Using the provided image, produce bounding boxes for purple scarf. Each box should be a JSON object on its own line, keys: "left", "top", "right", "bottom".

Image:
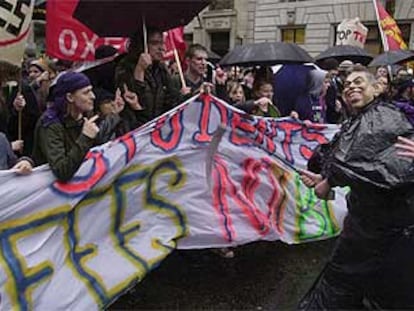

{"left": 394, "top": 100, "right": 414, "bottom": 126}
{"left": 42, "top": 72, "right": 91, "bottom": 127}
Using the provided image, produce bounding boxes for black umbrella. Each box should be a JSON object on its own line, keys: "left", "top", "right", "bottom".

{"left": 73, "top": 0, "right": 210, "bottom": 37}
{"left": 315, "top": 45, "right": 373, "bottom": 66}
{"left": 368, "top": 50, "right": 414, "bottom": 67}
{"left": 219, "top": 42, "right": 313, "bottom": 67}
{"left": 207, "top": 50, "right": 221, "bottom": 63}
{"left": 50, "top": 54, "right": 124, "bottom": 89}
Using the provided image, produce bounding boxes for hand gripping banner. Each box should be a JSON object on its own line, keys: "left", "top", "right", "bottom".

{"left": 0, "top": 95, "right": 347, "bottom": 310}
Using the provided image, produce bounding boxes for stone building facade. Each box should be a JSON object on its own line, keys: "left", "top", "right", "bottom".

{"left": 186, "top": 0, "right": 414, "bottom": 57}
{"left": 184, "top": 0, "right": 251, "bottom": 56}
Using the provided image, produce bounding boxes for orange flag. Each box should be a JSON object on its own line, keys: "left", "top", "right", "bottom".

{"left": 374, "top": 0, "right": 407, "bottom": 50}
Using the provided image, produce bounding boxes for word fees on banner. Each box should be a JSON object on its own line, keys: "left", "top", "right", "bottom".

{"left": 0, "top": 95, "right": 347, "bottom": 310}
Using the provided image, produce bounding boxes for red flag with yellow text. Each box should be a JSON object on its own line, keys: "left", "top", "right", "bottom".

{"left": 375, "top": 0, "right": 407, "bottom": 50}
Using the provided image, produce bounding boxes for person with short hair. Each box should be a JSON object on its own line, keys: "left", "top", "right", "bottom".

{"left": 183, "top": 44, "right": 209, "bottom": 92}
{"left": 115, "top": 27, "right": 181, "bottom": 129}
{"left": 299, "top": 65, "right": 414, "bottom": 309}
{"left": 171, "top": 43, "right": 211, "bottom": 96}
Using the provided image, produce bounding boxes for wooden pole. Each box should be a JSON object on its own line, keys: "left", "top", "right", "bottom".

{"left": 143, "top": 16, "right": 148, "bottom": 54}
{"left": 372, "top": 0, "right": 389, "bottom": 52}
{"left": 18, "top": 111, "right": 22, "bottom": 140}
{"left": 372, "top": 0, "right": 394, "bottom": 79}
{"left": 173, "top": 48, "right": 187, "bottom": 89}
{"left": 17, "top": 78, "right": 22, "bottom": 141}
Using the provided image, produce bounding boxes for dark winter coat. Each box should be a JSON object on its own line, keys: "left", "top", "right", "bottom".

{"left": 32, "top": 114, "right": 120, "bottom": 182}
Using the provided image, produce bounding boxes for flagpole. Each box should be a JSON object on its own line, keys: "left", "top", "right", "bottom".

{"left": 168, "top": 30, "right": 187, "bottom": 89}
{"left": 142, "top": 16, "right": 148, "bottom": 54}
{"left": 173, "top": 48, "right": 187, "bottom": 89}
{"left": 372, "top": 0, "right": 389, "bottom": 52}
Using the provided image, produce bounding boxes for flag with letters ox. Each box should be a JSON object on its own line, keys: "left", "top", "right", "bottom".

{"left": 0, "top": 94, "right": 347, "bottom": 310}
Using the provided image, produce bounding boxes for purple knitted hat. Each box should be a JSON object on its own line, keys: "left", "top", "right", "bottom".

{"left": 42, "top": 72, "right": 91, "bottom": 127}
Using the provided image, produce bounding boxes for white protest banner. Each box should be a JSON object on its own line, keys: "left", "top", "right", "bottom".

{"left": 336, "top": 18, "right": 368, "bottom": 48}
{"left": 0, "top": 0, "right": 34, "bottom": 66}
{"left": 0, "top": 95, "right": 347, "bottom": 309}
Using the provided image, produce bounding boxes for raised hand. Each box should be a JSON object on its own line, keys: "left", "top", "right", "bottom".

{"left": 123, "top": 84, "right": 143, "bottom": 111}
{"left": 11, "top": 140, "right": 24, "bottom": 153}
{"left": 113, "top": 87, "right": 125, "bottom": 114}
{"left": 180, "top": 86, "right": 192, "bottom": 96}
{"left": 13, "top": 94, "right": 26, "bottom": 112}
{"left": 36, "top": 71, "right": 49, "bottom": 85}
{"left": 82, "top": 115, "right": 100, "bottom": 139}
{"left": 254, "top": 97, "right": 272, "bottom": 113}
{"left": 137, "top": 53, "right": 152, "bottom": 71}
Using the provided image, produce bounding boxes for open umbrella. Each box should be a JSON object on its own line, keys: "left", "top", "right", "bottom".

{"left": 72, "top": 53, "right": 124, "bottom": 73}
{"left": 315, "top": 45, "right": 373, "bottom": 66}
{"left": 49, "top": 53, "right": 124, "bottom": 89}
{"left": 73, "top": 0, "right": 210, "bottom": 37}
{"left": 207, "top": 50, "right": 221, "bottom": 63}
{"left": 219, "top": 42, "right": 313, "bottom": 67}
{"left": 368, "top": 50, "right": 414, "bottom": 67}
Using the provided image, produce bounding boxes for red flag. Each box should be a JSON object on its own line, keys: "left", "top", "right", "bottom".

{"left": 163, "top": 27, "right": 187, "bottom": 62}
{"left": 374, "top": 0, "right": 407, "bottom": 50}
{"left": 46, "top": 0, "right": 128, "bottom": 61}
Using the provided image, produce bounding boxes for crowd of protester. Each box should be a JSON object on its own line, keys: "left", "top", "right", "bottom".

{"left": 2, "top": 25, "right": 414, "bottom": 308}
{"left": 2, "top": 27, "right": 414, "bottom": 180}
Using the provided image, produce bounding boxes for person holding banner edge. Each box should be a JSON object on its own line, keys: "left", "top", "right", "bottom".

{"left": 298, "top": 65, "right": 414, "bottom": 309}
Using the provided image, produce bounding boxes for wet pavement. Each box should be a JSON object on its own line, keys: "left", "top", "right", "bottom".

{"left": 110, "top": 238, "right": 336, "bottom": 310}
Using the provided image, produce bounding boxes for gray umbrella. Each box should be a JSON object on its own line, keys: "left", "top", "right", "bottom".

{"left": 219, "top": 42, "right": 313, "bottom": 67}
{"left": 368, "top": 50, "right": 414, "bottom": 67}
{"left": 315, "top": 45, "right": 373, "bottom": 65}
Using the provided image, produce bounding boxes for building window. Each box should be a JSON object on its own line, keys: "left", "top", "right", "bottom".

{"left": 184, "top": 33, "right": 193, "bottom": 46}
{"left": 210, "top": 32, "right": 230, "bottom": 56}
{"left": 281, "top": 27, "right": 305, "bottom": 44}
{"left": 209, "top": 0, "right": 234, "bottom": 10}
{"left": 364, "top": 25, "right": 381, "bottom": 55}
